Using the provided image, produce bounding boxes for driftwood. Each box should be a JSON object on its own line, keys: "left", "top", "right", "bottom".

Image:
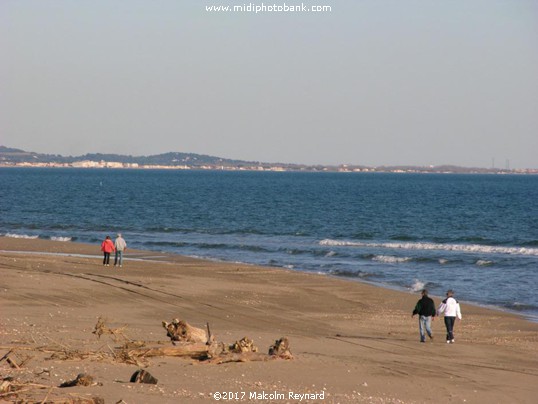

{"left": 0, "top": 349, "right": 32, "bottom": 369}
{"left": 92, "top": 317, "right": 128, "bottom": 341}
{"left": 268, "top": 337, "right": 293, "bottom": 359}
{"left": 1, "top": 376, "right": 104, "bottom": 403}
{"left": 207, "top": 352, "right": 274, "bottom": 364}
{"left": 205, "top": 337, "right": 293, "bottom": 364}
{"left": 229, "top": 337, "right": 258, "bottom": 353}
{"left": 162, "top": 319, "right": 208, "bottom": 343}
{"left": 1, "top": 350, "right": 20, "bottom": 369}
{"left": 119, "top": 343, "right": 210, "bottom": 361}
{"left": 0, "top": 377, "right": 14, "bottom": 394}
{"left": 59, "top": 373, "right": 96, "bottom": 388}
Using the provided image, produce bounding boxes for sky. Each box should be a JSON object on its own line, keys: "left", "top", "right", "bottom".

{"left": 2, "top": 1, "right": 537, "bottom": 168}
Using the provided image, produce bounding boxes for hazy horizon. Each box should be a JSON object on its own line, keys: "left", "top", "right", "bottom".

{"left": 2, "top": 1, "right": 537, "bottom": 169}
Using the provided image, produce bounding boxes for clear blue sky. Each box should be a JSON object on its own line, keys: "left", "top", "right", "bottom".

{"left": 2, "top": 1, "right": 537, "bottom": 168}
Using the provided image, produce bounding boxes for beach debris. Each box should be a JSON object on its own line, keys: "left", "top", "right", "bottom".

{"left": 130, "top": 369, "right": 158, "bottom": 384}
{"left": 162, "top": 318, "right": 208, "bottom": 343}
{"left": 205, "top": 337, "right": 293, "bottom": 364}
{"left": 0, "top": 377, "right": 50, "bottom": 402}
{"left": 156, "top": 319, "right": 293, "bottom": 364}
{"left": 0, "top": 349, "right": 32, "bottom": 369}
{"left": 49, "top": 349, "right": 101, "bottom": 361}
{"left": 119, "top": 343, "right": 210, "bottom": 362}
{"left": 0, "top": 377, "right": 14, "bottom": 394}
{"left": 93, "top": 316, "right": 129, "bottom": 341}
{"left": 229, "top": 337, "right": 258, "bottom": 353}
{"left": 59, "top": 373, "right": 96, "bottom": 388}
{"left": 1, "top": 375, "right": 104, "bottom": 403}
{"left": 268, "top": 337, "right": 293, "bottom": 359}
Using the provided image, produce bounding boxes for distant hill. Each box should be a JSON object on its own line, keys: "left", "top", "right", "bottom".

{"left": 1, "top": 145, "right": 531, "bottom": 174}
{"left": 0, "top": 146, "right": 260, "bottom": 168}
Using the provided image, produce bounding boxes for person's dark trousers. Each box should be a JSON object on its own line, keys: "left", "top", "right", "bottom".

{"left": 444, "top": 316, "right": 456, "bottom": 341}
{"left": 103, "top": 252, "right": 111, "bottom": 265}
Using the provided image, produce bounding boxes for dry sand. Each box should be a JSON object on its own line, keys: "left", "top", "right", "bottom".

{"left": 1, "top": 237, "right": 537, "bottom": 403}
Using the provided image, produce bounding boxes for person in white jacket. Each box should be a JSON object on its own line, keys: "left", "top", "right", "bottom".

{"left": 437, "top": 289, "right": 462, "bottom": 343}
{"left": 113, "top": 233, "right": 127, "bottom": 268}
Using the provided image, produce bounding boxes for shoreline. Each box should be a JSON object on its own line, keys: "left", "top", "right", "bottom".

{"left": 2, "top": 163, "right": 538, "bottom": 175}
{"left": 1, "top": 237, "right": 537, "bottom": 403}
{"left": 2, "top": 237, "right": 537, "bottom": 324}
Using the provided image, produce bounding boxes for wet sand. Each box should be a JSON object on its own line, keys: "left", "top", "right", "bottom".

{"left": 1, "top": 237, "right": 537, "bottom": 403}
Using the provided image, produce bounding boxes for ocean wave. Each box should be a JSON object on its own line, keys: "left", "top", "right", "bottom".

{"left": 328, "top": 269, "right": 375, "bottom": 279}
{"left": 4, "top": 233, "right": 39, "bottom": 239}
{"left": 475, "top": 259, "right": 494, "bottom": 266}
{"left": 372, "top": 255, "right": 411, "bottom": 264}
{"left": 319, "top": 239, "right": 538, "bottom": 256}
{"left": 410, "top": 279, "right": 426, "bottom": 292}
{"left": 50, "top": 236, "right": 73, "bottom": 242}
{"left": 507, "top": 302, "right": 538, "bottom": 312}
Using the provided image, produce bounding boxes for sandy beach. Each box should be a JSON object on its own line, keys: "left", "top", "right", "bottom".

{"left": 1, "top": 237, "right": 537, "bottom": 404}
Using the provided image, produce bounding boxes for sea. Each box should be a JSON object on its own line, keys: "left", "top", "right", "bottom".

{"left": 1, "top": 168, "right": 537, "bottom": 321}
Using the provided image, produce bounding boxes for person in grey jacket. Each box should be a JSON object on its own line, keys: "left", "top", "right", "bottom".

{"left": 437, "top": 289, "right": 462, "bottom": 343}
{"left": 114, "top": 233, "right": 127, "bottom": 268}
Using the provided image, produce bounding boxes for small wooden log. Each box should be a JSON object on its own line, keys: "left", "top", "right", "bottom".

{"left": 122, "top": 343, "right": 209, "bottom": 359}
{"left": 162, "top": 319, "right": 207, "bottom": 343}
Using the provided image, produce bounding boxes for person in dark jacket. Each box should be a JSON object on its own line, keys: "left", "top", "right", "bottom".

{"left": 412, "top": 289, "right": 436, "bottom": 342}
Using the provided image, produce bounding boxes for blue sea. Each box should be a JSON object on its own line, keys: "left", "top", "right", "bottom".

{"left": 1, "top": 168, "right": 537, "bottom": 320}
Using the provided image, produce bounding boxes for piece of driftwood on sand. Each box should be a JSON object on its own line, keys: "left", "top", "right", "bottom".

{"left": 162, "top": 318, "right": 209, "bottom": 344}
{"left": 120, "top": 343, "right": 211, "bottom": 361}
{"left": 116, "top": 318, "right": 294, "bottom": 364}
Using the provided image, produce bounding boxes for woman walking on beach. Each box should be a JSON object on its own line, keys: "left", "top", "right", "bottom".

{"left": 437, "top": 289, "right": 462, "bottom": 343}
{"left": 101, "top": 236, "right": 115, "bottom": 267}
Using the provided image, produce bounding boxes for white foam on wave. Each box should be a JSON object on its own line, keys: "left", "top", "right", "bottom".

{"left": 372, "top": 255, "right": 411, "bottom": 263}
{"left": 320, "top": 239, "right": 538, "bottom": 256}
{"left": 50, "top": 236, "right": 72, "bottom": 242}
{"left": 325, "top": 251, "right": 337, "bottom": 257}
{"left": 5, "top": 233, "right": 39, "bottom": 239}
{"left": 476, "top": 259, "right": 493, "bottom": 266}
{"left": 411, "top": 279, "right": 426, "bottom": 292}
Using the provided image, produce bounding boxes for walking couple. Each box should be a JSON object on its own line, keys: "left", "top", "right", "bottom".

{"left": 100, "top": 233, "right": 127, "bottom": 268}
{"left": 412, "top": 289, "right": 462, "bottom": 344}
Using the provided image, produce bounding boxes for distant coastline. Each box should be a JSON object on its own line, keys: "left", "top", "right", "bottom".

{"left": 1, "top": 145, "right": 536, "bottom": 174}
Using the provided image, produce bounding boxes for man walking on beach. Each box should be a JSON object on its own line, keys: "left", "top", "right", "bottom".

{"left": 437, "top": 289, "right": 462, "bottom": 343}
{"left": 114, "top": 233, "right": 127, "bottom": 268}
{"left": 412, "top": 289, "right": 436, "bottom": 342}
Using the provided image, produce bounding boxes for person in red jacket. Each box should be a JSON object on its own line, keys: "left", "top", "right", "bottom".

{"left": 101, "top": 235, "right": 115, "bottom": 266}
